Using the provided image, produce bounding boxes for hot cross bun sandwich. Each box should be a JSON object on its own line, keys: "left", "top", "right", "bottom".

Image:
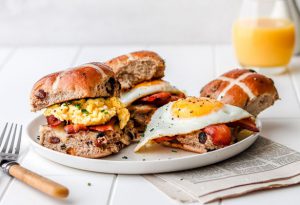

{"left": 135, "top": 97, "right": 259, "bottom": 153}
{"left": 200, "top": 69, "right": 279, "bottom": 116}
{"left": 105, "top": 51, "right": 186, "bottom": 140}
{"left": 30, "top": 62, "right": 133, "bottom": 158}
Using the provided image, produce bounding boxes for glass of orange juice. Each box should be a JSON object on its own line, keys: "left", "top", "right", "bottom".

{"left": 233, "top": 0, "right": 295, "bottom": 75}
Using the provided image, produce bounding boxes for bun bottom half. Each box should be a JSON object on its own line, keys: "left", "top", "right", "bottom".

{"left": 39, "top": 125, "right": 131, "bottom": 158}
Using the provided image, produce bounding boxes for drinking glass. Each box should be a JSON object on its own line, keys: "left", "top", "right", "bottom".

{"left": 233, "top": 0, "right": 296, "bottom": 75}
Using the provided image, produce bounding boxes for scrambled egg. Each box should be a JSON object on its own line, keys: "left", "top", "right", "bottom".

{"left": 44, "top": 97, "right": 130, "bottom": 129}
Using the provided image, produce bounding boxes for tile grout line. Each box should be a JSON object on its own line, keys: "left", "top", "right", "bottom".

{"left": 70, "top": 46, "right": 83, "bottom": 66}
{"left": 0, "top": 47, "right": 18, "bottom": 72}
{"left": 288, "top": 67, "right": 300, "bottom": 111}
{"left": 0, "top": 146, "right": 30, "bottom": 202}
{"left": 212, "top": 44, "right": 217, "bottom": 78}
{"left": 106, "top": 174, "right": 118, "bottom": 205}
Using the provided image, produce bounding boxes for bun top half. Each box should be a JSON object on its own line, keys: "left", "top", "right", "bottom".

{"left": 105, "top": 50, "right": 165, "bottom": 91}
{"left": 200, "top": 69, "right": 279, "bottom": 116}
{"left": 30, "top": 62, "right": 120, "bottom": 111}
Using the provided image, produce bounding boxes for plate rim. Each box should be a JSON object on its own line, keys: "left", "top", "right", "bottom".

{"left": 26, "top": 115, "right": 261, "bottom": 164}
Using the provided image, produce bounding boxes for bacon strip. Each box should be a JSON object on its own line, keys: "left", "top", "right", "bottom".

{"left": 64, "top": 124, "right": 88, "bottom": 134}
{"left": 228, "top": 118, "right": 259, "bottom": 132}
{"left": 46, "top": 115, "right": 64, "bottom": 127}
{"left": 89, "top": 124, "right": 114, "bottom": 132}
{"left": 140, "top": 92, "right": 185, "bottom": 106}
{"left": 88, "top": 118, "right": 116, "bottom": 132}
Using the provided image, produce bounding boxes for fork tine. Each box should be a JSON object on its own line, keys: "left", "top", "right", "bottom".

{"left": 0, "top": 123, "right": 13, "bottom": 153}
{"left": 7, "top": 124, "right": 17, "bottom": 154}
{"left": 0, "top": 122, "right": 8, "bottom": 146}
{"left": 15, "top": 125, "right": 22, "bottom": 155}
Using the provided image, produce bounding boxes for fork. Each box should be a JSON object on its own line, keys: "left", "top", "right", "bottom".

{"left": 0, "top": 123, "right": 69, "bottom": 198}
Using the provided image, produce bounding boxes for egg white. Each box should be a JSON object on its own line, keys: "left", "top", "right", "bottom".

{"left": 134, "top": 101, "right": 252, "bottom": 152}
{"left": 120, "top": 80, "right": 182, "bottom": 106}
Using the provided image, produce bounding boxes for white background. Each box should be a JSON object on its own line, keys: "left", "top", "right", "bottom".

{"left": 0, "top": 0, "right": 243, "bottom": 45}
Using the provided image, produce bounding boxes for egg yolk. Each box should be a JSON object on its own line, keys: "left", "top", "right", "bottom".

{"left": 44, "top": 97, "right": 130, "bottom": 129}
{"left": 172, "top": 97, "right": 223, "bottom": 118}
{"left": 134, "top": 80, "right": 165, "bottom": 88}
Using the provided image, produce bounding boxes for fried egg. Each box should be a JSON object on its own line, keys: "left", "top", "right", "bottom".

{"left": 44, "top": 97, "right": 130, "bottom": 128}
{"left": 134, "top": 97, "right": 252, "bottom": 152}
{"left": 120, "top": 80, "right": 183, "bottom": 106}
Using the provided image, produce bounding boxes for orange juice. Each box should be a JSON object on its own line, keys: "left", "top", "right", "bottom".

{"left": 233, "top": 18, "right": 295, "bottom": 67}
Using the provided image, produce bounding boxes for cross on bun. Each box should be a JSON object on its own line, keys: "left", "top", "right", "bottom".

{"left": 200, "top": 69, "right": 279, "bottom": 116}
{"left": 105, "top": 50, "right": 165, "bottom": 91}
{"left": 30, "top": 62, "right": 120, "bottom": 111}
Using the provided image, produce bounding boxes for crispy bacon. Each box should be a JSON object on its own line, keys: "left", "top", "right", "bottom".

{"left": 88, "top": 118, "right": 116, "bottom": 132}
{"left": 170, "top": 93, "right": 185, "bottom": 102}
{"left": 46, "top": 115, "right": 64, "bottom": 127}
{"left": 228, "top": 118, "right": 259, "bottom": 132}
{"left": 204, "top": 124, "right": 232, "bottom": 146}
{"left": 140, "top": 92, "right": 171, "bottom": 106}
{"left": 140, "top": 92, "right": 185, "bottom": 106}
{"left": 64, "top": 124, "right": 88, "bottom": 134}
{"left": 89, "top": 124, "right": 114, "bottom": 132}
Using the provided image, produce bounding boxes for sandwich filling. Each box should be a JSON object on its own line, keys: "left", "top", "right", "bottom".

{"left": 43, "top": 97, "right": 130, "bottom": 134}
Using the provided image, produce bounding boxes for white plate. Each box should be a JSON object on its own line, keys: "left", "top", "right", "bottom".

{"left": 26, "top": 115, "right": 261, "bottom": 174}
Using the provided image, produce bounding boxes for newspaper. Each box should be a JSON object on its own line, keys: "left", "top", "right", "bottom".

{"left": 144, "top": 137, "right": 300, "bottom": 204}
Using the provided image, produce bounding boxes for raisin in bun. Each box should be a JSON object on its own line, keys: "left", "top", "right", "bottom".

{"left": 200, "top": 69, "right": 279, "bottom": 116}
{"left": 30, "top": 62, "right": 120, "bottom": 111}
{"left": 105, "top": 50, "right": 165, "bottom": 91}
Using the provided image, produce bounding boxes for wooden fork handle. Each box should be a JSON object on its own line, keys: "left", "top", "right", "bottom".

{"left": 8, "top": 164, "right": 69, "bottom": 198}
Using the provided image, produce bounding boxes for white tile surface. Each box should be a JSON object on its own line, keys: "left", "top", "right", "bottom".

{"left": 0, "top": 174, "right": 114, "bottom": 205}
{"left": 289, "top": 56, "right": 300, "bottom": 105}
{"left": 260, "top": 118, "right": 300, "bottom": 151}
{"left": 214, "top": 45, "right": 300, "bottom": 118}
{"left": 0, "top": 47, "right": 14, "bottom": 70}
{"left": 111, "top": 175, "right": 180, "bottom": 205}
{"left": 0, "top": 151, "right": 115, "bottom": 205}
